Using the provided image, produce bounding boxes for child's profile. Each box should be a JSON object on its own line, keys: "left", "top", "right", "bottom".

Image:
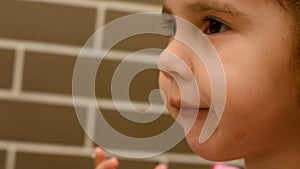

{"left": 94, "top": 0, "right": 300, "bottom": 169}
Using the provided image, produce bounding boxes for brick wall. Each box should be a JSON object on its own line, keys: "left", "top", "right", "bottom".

{"left": 0, "top": 0, "right": 243, "bottom": 169}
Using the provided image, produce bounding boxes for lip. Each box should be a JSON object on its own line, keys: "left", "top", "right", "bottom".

{"left": 169, "top": 98, "right": 209, "bottom": 110}
{"left": 169, "top": 98, "right": 210, "bottom": 117}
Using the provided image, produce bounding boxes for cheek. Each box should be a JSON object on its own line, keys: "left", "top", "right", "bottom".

{"left": 216, "top": 61, "right": 296, "bottom": 153}
{"left": 211, "top": 41, "right": 296, "bottom": 146}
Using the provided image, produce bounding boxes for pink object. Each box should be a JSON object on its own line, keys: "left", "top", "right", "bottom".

{"left": 212, "top": 163, "right": 240, "bottom": 169}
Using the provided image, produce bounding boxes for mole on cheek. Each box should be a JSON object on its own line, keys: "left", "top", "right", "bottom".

{"left": 233, "top": 132, "right": 246, "bottom": 142}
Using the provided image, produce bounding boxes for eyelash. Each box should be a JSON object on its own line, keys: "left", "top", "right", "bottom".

{"left": 163, "top": 16, "right": 231, "bottom": 37}
{"left": 202, "top": 17, "right": 231, "bottom": 35}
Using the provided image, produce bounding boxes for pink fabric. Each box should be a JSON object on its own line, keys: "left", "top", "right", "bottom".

{"left": 212, "top": 163, "right": 240, "bottom": 169}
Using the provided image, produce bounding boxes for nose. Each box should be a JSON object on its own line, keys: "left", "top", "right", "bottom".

{"left": 158, "top": 40, "right": 194, "bottom": 81}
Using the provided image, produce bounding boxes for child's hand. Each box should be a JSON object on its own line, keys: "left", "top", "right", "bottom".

{"left": 94, "top": 147, "right": 119, "bottom": 169}
{"left": 94, "top": 147, "right": 168, "bottom": 169}
{"left": 154, "top": 164, "right": 168, "bottom": 169}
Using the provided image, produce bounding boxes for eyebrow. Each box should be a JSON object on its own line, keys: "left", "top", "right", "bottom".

{"left": 163, "top": 1, "right": 246, "bottom": 16}
{"left": 162, "top": 5, "right": 173, "bottom": 15}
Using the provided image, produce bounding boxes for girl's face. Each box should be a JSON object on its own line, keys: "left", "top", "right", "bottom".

{"left": 159, "top": 0, "right": 300, "bottom": 161}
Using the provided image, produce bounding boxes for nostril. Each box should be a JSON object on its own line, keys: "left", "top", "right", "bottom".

{"left": 160, "top": 70, "right": 173, "bottom": 80}
{"left": 161, "top": 70, "right": 184, "bottom": 81}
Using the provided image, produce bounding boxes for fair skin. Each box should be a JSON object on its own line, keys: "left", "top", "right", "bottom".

{"left": 95, "top": 0, "right": 300, "bottom": 169}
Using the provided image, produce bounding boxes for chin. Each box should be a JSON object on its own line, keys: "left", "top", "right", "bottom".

{"left": 185, "top": 130, "right": 242, "bottom": 162}
{"left": 185, "top": 134, "right": 218, "bottom": 161}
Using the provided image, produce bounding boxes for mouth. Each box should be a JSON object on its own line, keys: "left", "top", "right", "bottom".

{"left": 169, "top": 98, "right": 210, "bottom": 118}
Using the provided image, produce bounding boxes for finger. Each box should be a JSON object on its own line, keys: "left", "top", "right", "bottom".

{"left": 154, "top": 164, "right": 168, "bottom": 169}
{"left": 96, "top": 157, "right": 119, "bottom": 169}
{"left": 94, "top": 147, "right": 106, "bottom": 166}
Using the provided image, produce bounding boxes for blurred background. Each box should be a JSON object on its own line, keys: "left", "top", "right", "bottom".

{"left": 0, "top": 0, "right": 243, "bottom": 169}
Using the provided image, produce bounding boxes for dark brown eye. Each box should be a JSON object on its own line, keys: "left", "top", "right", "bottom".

{"left": 204, "top": 18, "right": 230, "bottom": 35}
